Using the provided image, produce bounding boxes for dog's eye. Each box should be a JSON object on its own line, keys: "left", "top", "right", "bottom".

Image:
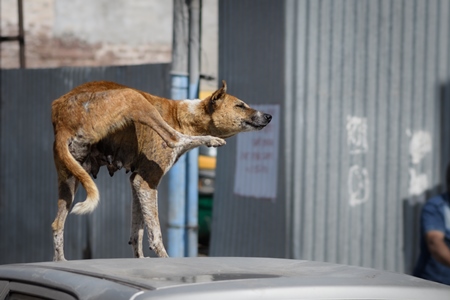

{"left": 235, "top": 103, "right": 246, "bottom": 109}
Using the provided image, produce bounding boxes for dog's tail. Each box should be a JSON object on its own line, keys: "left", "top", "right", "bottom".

{"left": 54, "top": 131, "right": 99, "bottom": 215}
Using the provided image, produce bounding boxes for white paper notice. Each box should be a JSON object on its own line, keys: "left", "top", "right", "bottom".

{"left": 234, "top": 104, "right": 279, "bottom": 200}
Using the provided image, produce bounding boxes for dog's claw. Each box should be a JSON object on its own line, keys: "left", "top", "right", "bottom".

{"left": 206, "top": 136, "right": 226, "bottom": 147}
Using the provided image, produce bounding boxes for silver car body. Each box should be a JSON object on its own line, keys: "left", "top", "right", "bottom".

{"left": 0, "top": 257, "right": 449, "bottom": 299}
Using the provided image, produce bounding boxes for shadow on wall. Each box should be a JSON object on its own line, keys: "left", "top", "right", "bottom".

{"left": 402, "top": 187, "right": 437, "bottom": 275}
{"left": 403, "top": 81, "right": 450, "bottom": 274}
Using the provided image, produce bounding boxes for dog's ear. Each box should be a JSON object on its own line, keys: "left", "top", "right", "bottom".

{"left": 210, "top": 80, "right": 227, "bottom": 102}
{"left": 207, "top": 80, "right": 227, "bottom": 113}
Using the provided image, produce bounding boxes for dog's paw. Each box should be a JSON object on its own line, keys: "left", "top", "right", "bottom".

{"left": 205, "top": 136, "right": 226, "bottom": 147}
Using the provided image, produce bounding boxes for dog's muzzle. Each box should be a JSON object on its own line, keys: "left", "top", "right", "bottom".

{"left": 263, "top": 113, "right": 272, "bottom": 123}
{"left": 246, "top": 112, "right": 272, "bottom": 130}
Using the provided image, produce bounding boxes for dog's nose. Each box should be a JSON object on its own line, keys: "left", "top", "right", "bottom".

{"left": 264, "top": 113, "right": 272, "bottom": 123}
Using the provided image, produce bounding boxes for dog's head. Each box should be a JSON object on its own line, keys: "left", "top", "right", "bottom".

{"left": 205, "top": 80, "right": 272, "bottom": 138}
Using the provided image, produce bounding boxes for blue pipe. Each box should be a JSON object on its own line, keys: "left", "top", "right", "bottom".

{"left": 167, "top": 74, "right": 188, "bottom": 257}
{"left": 186, "top": 148, "right": 199, "bottom": 256}
{"left": 185, "top": 82, "right": 200, "bottom": 257}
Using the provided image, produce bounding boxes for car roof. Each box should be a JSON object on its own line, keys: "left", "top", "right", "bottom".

{"left": 1, "top": 257, "right": 449, "bottom": 299}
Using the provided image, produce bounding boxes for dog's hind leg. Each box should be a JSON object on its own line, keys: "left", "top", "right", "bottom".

{"left": 51, "top": 175, "right": 78, "bottom": 261}
{"left": 130, "top": 172, "right": 169, "bottom": 258}
{"left": 129, "top": 173, "right": 145, "bottom": 258}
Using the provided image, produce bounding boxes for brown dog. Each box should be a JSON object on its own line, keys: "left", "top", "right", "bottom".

{"left": 51, "top": 80, "right": 272, "bottom": 261}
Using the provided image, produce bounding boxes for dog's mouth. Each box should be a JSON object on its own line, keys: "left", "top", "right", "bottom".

{"left": 245, "top": 121, "right": 267, "bottom": 130}
{"left": 244, "top": 113, "right": 272, "bottom": 130}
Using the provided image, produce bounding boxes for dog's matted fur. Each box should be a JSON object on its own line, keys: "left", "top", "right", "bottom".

{"left": 51, "top": 80, "right": 272, "bottom": 261}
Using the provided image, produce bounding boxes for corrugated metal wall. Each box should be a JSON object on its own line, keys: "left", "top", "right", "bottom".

{"left": 210, "top": 0, "right": 287, "bottom": 258}
{"left": 211, "top": 0, "right": 450, "bottom": 274}
{"left": 0, "top": 64, "right": 171, "bottom": 263}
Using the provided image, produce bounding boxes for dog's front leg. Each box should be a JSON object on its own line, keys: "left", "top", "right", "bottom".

{"left": 177, "top": 134, "right": 226, "bottom": 151}
{"left": 129, "top": 173, "right": 145, "bottom": 258}
{"left": 130, "top": 173, "right": 169, "bottom": 258}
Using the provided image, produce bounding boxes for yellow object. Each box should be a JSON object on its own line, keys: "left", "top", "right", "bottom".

{"left": 199, "top": 90, "right": 214, "bottom": 100}
{"left": 198, "top": 155, "right": 216, "bottom": 170}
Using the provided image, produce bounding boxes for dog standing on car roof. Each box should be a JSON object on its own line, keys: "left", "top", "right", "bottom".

{"left": 51, "top": 80, "right": 272, "bottom": 261}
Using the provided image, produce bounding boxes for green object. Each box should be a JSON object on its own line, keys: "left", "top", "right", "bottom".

{"left": 198, "top": 195, "right": 213, "bottom": 242}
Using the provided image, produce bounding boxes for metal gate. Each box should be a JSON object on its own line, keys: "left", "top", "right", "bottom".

{"left": 0, "top": 63, "right": 171, "bottom": 263}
